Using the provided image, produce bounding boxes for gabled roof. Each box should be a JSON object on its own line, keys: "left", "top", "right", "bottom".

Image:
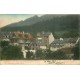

{"left": 63, "top": 38, "right": 78, "bottom": 43}
{"left": 37, "top": 32, "right": 51, "bottom": 37}
{"left": 51, "top": 39, "right": 64, "bottom": 44}
{"left": 44, "top": 32, "right": 51, "bottom": 36}
{"left": 50, "top": 45, "right": 63, "bottom": 48}
{"left": 31, "top": 42, "right": 47, "bottom": 46}
{"left": 51, "top": 38, "right": 78, "bottom": 47}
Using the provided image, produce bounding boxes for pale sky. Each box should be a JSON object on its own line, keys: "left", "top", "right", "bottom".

{"left": 0, "top": 14, "right": 43, "bottom": 28}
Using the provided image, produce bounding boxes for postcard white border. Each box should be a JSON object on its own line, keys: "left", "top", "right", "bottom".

{"left": 0, "top": 0, "right": 80, "bottom": 80}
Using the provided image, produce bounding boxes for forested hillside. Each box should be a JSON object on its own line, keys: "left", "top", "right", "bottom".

{"left": 1, "top": 15, "right": 79, "bottom": 38}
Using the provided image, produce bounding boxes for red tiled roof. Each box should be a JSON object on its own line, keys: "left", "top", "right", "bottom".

{"left": 13, "top": 32, "right": 36, "bottom": 41}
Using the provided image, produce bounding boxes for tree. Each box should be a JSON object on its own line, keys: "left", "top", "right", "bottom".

{"left": 0, "top": 40, "right": 9, "bottom": 48}
{"left": 1, "top": 45, "right": 23, "bottom": 60}
{"left": 36, "top": 49, "right": 46, "bottom": 59}
{"left": 46, "top": 50, "right": 69, "bottom": 60}
{"left": 72, "top": 43, "right": 79, "bottom": 60}
{"left": 26, "top": 51, "right": 33, "bottom": 60}
{"left": 0, "top": 40, "right": 10, "bottom": 60}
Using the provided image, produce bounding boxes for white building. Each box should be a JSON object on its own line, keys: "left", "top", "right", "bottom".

{"left": 21, "top": 46, "right": 36, "bottom": 59}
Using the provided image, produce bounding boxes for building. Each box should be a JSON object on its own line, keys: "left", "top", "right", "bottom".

{"left": 50, "top": 38, "right": 79, "bottom": 51}
{"left": 30, "top": 42, "right": 47, "bottom": 50}
{"left": 9, "top": 31, "right": 35, "bottom": 46}
{"left": 21, "top": 45, "right": 36, "bottom": 58}
{"left": 35, "top": 32, "right": 54, "bottom": 49}
{"left": 1, "top": 31, "right": 79, "bottom": 54}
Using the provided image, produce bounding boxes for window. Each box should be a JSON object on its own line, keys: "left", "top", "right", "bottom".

{"left": 56, "top": 44, "right": 59, "bottom": 45}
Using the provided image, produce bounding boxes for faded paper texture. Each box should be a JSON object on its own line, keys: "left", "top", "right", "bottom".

{"left": 0, "top": 14, "right": 80, "bottom": 65}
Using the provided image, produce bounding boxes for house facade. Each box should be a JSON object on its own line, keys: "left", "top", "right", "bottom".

{"left": 37, "top": 32, "right": 54, "bottom": 45}
{"left": 34, "top": 32, "right": 54, "bottom": 50}
{"left": 50, "top": 38, "right": 79, "bottom": 51}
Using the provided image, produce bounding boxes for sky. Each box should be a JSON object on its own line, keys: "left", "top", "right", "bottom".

{"left": 0, "top": 14, "right": 43, "bottom": 28}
